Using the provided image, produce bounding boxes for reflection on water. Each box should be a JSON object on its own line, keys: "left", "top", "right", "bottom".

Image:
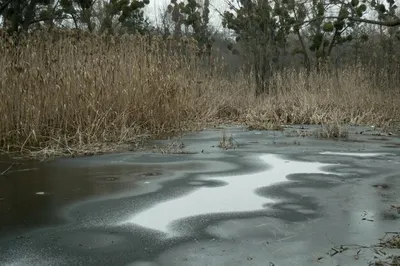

{"left": 320, "top": 151, "right": 394, "bottom": 157}
{"left": 119, "top": 154, "right": 341, "bottom": 237}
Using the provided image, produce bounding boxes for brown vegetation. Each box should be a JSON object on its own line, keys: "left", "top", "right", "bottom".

{"left": 1, "top": 31, "right": 400, "bottom": 159}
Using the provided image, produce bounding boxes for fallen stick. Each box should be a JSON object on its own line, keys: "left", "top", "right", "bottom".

{"left": 1, "top": 161, "right": 16, "bottom": 176}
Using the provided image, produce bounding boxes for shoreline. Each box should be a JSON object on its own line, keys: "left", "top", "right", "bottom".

{"left": 1, "top": 121, "right": 398, "bottom": 162}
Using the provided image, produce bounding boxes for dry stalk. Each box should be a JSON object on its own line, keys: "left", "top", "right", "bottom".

{"left": 218, "top": 130, "right": 238, "bottom": 150}
{"left": 1, "top": 30, "right": 400, "bottom": 159}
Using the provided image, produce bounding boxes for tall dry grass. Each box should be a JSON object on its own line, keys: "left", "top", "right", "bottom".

{"left": 1, "top": 30, "right": 399, "bottom": 158}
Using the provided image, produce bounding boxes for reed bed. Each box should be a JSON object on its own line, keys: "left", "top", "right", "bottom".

{"left": 1, "top": 30, "right": 399, "bottom": 159}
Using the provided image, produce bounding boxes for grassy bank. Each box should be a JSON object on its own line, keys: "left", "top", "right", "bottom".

{"left": 1, "top": 30, "right": 399, "bottom": 159}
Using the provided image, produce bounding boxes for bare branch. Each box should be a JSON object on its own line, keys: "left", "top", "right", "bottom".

{"left": 347, "top": 17, "right": 400, "bottom": 27}
{"left": 0, "top": 0, "right": 11, "bottom": 14}
{"left": 294, "top": 16, "right": 400, "bottom": 28}
{"left": 1, "top": 161, "right": 15, "bottom": 176}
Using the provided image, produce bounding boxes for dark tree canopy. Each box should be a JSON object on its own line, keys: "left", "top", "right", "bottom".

{"left": 0, "top": 0, "right": 150, "bottom": 33}
{"left": 221, "top": 0, "right": 399, "bottom": 95}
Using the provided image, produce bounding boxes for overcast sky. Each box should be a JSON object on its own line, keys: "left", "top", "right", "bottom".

{"left": 144, "top": 0, "right": 229, "bottom": 28}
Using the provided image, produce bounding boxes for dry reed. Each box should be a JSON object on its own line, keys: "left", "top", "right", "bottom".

{"left": 1, "top": 30, "right": 399, "bottom": 159}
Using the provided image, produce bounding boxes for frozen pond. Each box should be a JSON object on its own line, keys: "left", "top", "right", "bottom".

{"left": 0, "top": 126, "right": 399, "bottom": 266}
{"left": 120, "top": 154, "right": 342, "bottom": 237}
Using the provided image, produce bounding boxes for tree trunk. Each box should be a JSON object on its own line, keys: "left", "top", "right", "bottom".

{"left": 10, "top": 0, "right": 21, "bottom": 33}
{"left": 22, "top": 0, "right": 37, "bottom": 31}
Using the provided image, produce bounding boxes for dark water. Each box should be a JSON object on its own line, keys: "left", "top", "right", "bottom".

{"left": 0, "top": 150, "right": 220, "bottom": 239}
{"left": 0, "top": 155, "right": 177, "bottom": 237}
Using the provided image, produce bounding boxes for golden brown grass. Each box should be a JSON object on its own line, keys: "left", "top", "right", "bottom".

{"left": 218, "top": 130, "right": 237, "bottom": 150}
{"left": 380, "top": 233, "right": 400, "bottom": 249}
{"left": 372, "top": 233, "right": 400, "bottom": 266}
{"left": 1, "top": 30, "right": 400, "bottom": 159}
{"left": 314, "top": 122, "right": 349, "bottom": 139}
